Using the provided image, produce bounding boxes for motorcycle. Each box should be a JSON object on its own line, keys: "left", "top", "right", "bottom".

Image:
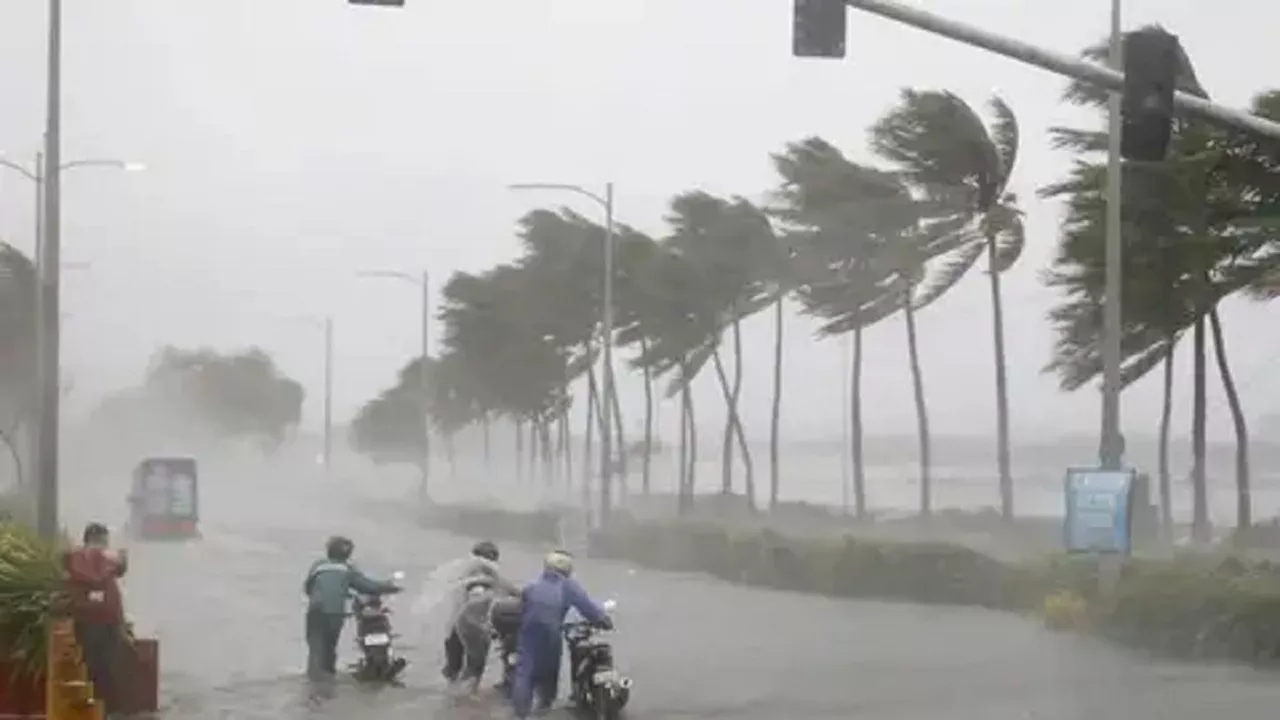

{"left": 564, "top": 599, "right": 632, "bottom": 719}
{"left": 350, "top": 570, "right": 408, "bottom": 683}
{"left": 489, "top": 595, "right": 523, "bottom": 696}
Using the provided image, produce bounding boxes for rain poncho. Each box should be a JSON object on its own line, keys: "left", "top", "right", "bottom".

{"left": 511, "top": 569, "right": 609, "bottom": 717}
{"left": 439, "top": 557, "right": 519, "bottom": 684}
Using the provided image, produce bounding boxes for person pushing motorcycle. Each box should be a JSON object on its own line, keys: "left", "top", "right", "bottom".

{"left": 441, "top": 540, "right": 520, "bottom": 691}
{"left": 511, "top": 549, "right": 612, "bottom": 718}
{"left": 303, "top": 536, "right": 401, "bottom": 679}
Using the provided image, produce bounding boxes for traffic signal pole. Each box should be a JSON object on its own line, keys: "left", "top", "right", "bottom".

{"left": 841, "top": 0, "right": 1280, "bottom": 143}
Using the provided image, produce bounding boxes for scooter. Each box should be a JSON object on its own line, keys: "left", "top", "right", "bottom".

{"left": 564, "top": 599, "right": 632, "bottom": 719}
{"left": 350, "top": 570, "right": 408, "bottom": 683}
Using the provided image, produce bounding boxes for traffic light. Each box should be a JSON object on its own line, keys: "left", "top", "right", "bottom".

{"left": 348, "top": 0, "right": 405, "bottom": 6}
{"left": 1120, "top": 28, "right": 1180, "bottom": 162}
{"left": 792, "top": 0, "right": 847, "bottom": 59}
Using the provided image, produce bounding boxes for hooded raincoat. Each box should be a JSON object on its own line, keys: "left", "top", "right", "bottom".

{"left": 511, "top": 569, "right": 608, "bottom": 717}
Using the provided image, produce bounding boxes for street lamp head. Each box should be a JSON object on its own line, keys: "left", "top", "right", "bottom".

{"left": 122, "top": 161, "right": 146, "bottom": 172}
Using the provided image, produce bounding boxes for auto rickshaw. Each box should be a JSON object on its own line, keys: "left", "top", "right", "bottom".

{"left": 126, "top": 457, "right": 200, "bottom": 541}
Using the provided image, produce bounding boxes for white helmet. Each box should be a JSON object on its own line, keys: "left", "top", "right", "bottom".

{"left": 545, "top": 549, "right": 574, "bottom": 576}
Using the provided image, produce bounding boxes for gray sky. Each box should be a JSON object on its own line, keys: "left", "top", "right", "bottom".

{"left": 0, "top": 0, "right": 1276, "bottom": 443}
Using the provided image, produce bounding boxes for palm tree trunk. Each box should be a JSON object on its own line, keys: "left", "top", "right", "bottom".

{"left": 528, "top": 418, "right": 538, "bottom": 483}
{"left": 515, "top": 418, "right": 525, "bottom": 484}
{"left": 1190, "top": 317, "right": 1210, "bottom": 543}
{"left": 585, "top": 366, "right": 600, "bottom": 515}
{"left": 713, "top": 347, "right": 735, "bottom": 495}
{"left": 482, "top": 414, "right": 492, "bottom": 470}
{"left": 1208, "top": 306, "right": 1251, "bottom": 531}
{"left": 685, "top": 361, "right": 700, "bottom": 504}
{"left": 769, "top": 296, "right": 784, "bottom": 511}
{"left": 851, "top": 326, "right": 867, "bottom": 519}
{"left": 609, "top": 382, "right": 628, "bottom": 501}
{"left": 641, "top": 338, "right": 654, "bottom": 495}
{"left": 540, "top": 418, "right": 554, "bottom": 486}
{"left": 903, "top": 296, "right": 932, "bottom": 517}
{"left": 445, "top": 433, "right": 457, "bottom": 479}
{"left": 559, "top": 410, "right": 572, "bottom": 492}
{"left": 1157, "top": 342, "right": 1175, "bottom": 539}
{"left": 678, "top": 368, "right": 690, "bottom": 515}
{"left": 730, "top": 319, "right": 756, "bottom": 509}
{"left": 986, "top": 237, "right": 1014, "bottom": 521}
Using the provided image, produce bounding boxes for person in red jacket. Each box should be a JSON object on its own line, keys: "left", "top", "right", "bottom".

{"left": 64, "top": 522, "right": 129, "bottom": 715}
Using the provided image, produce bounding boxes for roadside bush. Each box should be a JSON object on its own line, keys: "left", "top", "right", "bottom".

{"left": 420, "top": 503, "right": 564, "bottom": 546}
{"left": 0, "top": 521, "right": 66, "bottom": 677}
{"left": 587, "top": 519, "right": 1280, "bottom": 667}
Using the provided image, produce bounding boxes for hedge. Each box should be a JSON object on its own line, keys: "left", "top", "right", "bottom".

{"left": 586, "top": 518, "right": 1280, "bottom": 667}
{"left": 419, "top": 502, "right": 565, "bottom": 546}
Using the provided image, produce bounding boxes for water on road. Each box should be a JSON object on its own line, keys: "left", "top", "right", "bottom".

{"left": 85, "top": 465, "right": 1280, "bottom": 719}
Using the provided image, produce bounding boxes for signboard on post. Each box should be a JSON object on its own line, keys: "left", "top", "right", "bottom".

{"left": 1064, "top": 467, "right": 1135, "bottom": 555}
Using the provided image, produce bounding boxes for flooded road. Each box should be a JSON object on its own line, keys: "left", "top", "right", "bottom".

{"left": 85, "top": 464, "right": 1280, "bottom": 720}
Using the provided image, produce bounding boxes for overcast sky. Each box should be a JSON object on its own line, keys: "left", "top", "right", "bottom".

{"left": 0, "top": 0, "right": 1276, "bottom": 443}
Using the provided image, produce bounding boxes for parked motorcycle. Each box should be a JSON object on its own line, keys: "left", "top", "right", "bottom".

{"left": 564, "top": 599, "right": 631, "bottom": 719}
{"left": 350, "top": 570, "right": 408, "bottom": 683}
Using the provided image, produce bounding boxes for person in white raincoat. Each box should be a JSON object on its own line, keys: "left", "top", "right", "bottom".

{"left": 441, "top": 540, "right": 520, "bottom": 691}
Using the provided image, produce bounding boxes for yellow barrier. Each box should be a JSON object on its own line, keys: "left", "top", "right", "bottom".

{"left": 45, "top": 620, "right": 102, "bottom": 720}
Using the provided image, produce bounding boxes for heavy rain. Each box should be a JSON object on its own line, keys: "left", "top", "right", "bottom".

{"left": 4, "top": 1, "right": 1280, "bottom": 720}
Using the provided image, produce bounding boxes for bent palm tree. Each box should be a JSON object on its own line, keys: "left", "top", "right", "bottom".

{"left": 870, "top": 90, "right": 1026, "bottom": 520}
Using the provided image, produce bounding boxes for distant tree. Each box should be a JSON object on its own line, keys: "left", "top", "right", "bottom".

{"left": 144, "top": 346, "right": 305, "bottom": 447}
{"left": 0, "top": 243, "right": 36, "bottom": 486}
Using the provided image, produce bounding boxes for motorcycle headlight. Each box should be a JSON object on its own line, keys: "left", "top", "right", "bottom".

{"left": 507, "top": 652, "right": 519, "bottom": 664}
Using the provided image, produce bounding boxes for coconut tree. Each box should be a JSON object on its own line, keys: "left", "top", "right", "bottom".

{"left": 1041, "top": 35, "right": 1280, "bottom": 537}
{"left": 770, "top": 138, "right": 959, "bottom": 517}
{"left": 650, "top": 191, "right": 781, "bottom": 509}
{"left": 622, "top": 242, "right": 719, "bottom": 513}
{"left": 869, "top": 90, "right": 1026, "bottom": 520}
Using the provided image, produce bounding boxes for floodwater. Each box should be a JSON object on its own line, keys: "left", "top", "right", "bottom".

{"left": 72, "top": 460, "right": 1280, "bottom": 720}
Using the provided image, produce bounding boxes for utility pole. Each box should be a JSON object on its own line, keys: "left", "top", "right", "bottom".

{"left": 599, "top": 183, "right": 616, "bottom": 526}
{"left": 1099, "top": 0, "right": 1124, "bottom": 470}
{"left": 36, "top": 0, "right": 63, "bottom": 541}
{"left": 420, "top": 270, "right": 431, "bottom": 501}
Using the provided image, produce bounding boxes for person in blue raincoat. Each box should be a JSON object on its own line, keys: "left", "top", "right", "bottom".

{"left": 303, "top": 536, "right": 401, "bottom": 679}
{"left": 511, "top": 549, "right": 612, "bottom": 718}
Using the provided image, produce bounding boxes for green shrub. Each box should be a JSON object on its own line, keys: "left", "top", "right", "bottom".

{"left": 586, "top": 519, "right": 1280, "bottom": 668}
{"left": 421, "top": 503, "right": 564, "bottom": 546}
{"left": 0, "top": 521, "right": 66, "bottom": 677}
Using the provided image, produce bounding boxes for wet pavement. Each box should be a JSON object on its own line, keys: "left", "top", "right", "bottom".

{"left": 85, "top": 463, "right": 1280, "bottom": 720}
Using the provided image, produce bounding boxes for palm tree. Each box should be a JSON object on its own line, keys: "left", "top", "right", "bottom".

{"left": 869, "top": 90, "right": 1026, "bottom": 521}
{"left": 1041, "top": 35, "right": 1280, "bottom": 538}
{"left": 650, "top": 192, "right": 781, "bottom": 509}
{"left": 770, "top": 138, "right": 951, "bottom": 517}
{"left": 623, "top": 243, "right": 718, "bottom": 513}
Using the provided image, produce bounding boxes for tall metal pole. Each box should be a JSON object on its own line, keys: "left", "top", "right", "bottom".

{"left": 598, "top": 183, "right": 616, "bottom": 526}
{"left": 1099, "top": 0, "right": 1124, "bottom": 470}
{"left": 420, "top": 270, "right": 431, "bottom": 500}
{"left": 36, "top": 0, "right": 63, "bottom": 540}
{"left": 843, "top": 0, "right": 1280, "bottom": 142}
{"left": 30, "top": 151, "right": 45, "bottom": 500}
{"left": 322, "top": 316, "right": 333, "bottom": 473}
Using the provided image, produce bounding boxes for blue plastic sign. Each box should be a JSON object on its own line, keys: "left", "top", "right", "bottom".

{"left": 1063, "top": 467, "right": 1135, "bottom": 555}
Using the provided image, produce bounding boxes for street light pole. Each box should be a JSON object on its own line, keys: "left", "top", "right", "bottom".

{"left": 507, "top": 181, "right": 618, "bottom": 526}
{"left": 1100, "top": 0, "right": 1124, "bottom": 470}
{"left": 419, "top": 270, "right": 431, "bottom": 501}
{"left": 356, "top": 269, "right": 431, "bottom": 499}
{"left": 36, "top": 0, "right": 64, "bottom": 540}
